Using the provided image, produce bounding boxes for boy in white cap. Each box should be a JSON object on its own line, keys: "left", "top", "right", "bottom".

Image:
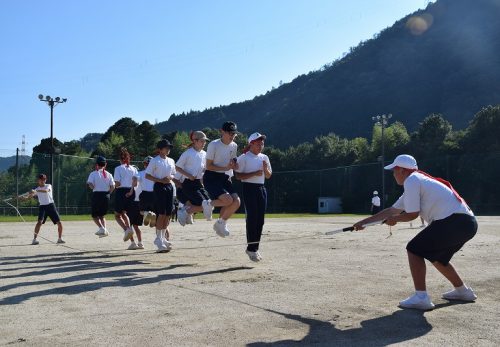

{"left": 371, "top": 191, "right": 381, "bottom": 215}
{"left": 235, "top": 132, "right": 272, "bottom": 262}
{"left": 353, "top": 154, "right": 478, "bottom": 310}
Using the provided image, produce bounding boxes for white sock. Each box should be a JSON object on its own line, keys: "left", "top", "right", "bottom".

{"left": 415, "top": 290, "right": 428, "bottom": 298}
{"left": 160, "top": 229, "right": 166, "bottom": 239}
{"left": 455, "top": 284, "right": 468, "bottom": 292}
{"left": 156, "top": 229, "right": 161, "bottom": 238}
{"left": 218, "top": 218, "right": 226, "bottom": 225}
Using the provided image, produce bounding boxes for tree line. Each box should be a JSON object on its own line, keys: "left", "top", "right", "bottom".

{"left": 1, "top": 105, "right": 499, "bottom": 214}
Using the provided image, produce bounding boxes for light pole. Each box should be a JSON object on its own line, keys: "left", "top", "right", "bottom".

{"left": 38, "top": 94, "right": 67, "bottom": 185}
{"left": 372, "top": 113, "right": 392, "bottom": 209}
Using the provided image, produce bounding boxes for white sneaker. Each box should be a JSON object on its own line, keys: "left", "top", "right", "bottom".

{"left": 186, "top": 213, "right": 194, "bottom": 224}
{"left": 137, "top": 242, "right": 144, "bottom": 249}
{"left": 95, "top": 227, "right": 105, "bottom": 235}
{"left": 128, "top": 241, "right": 139, "bottom": 250}
{"left": 213, "top": 220, "right": 230, "bottom": 237}
{"left": 143, "top": 212, "right": 152, "bottom": 226}
{"left": 202, "top": 200, "right": 214, "bottom": 221}
{"left": 154, "top": 237, "right": 167, "bottom": 252}
{"left": 123, "top": 227, "right": 134, "bottom": 241}
{"left": 246, "top": 250, "right": 262, "bottom": 262}
{"left": 96, "top": 228, "right": 109, "bottom": 238}
{"left": 31, "top": 239, "right": 39, "bottom": 245}
{"left": 177, "top": 207, "right": 188, "bottom": 226}
{"left": 442, "top": 287, "right": 477, "bottom": 301}
{"left": 149, "top": 212, "right": 157, "bottom": 227}
{"left": 57, "top": 238, "right": 66, "bottom": 244}
{"left": 399, "top": 293, "right": 435, "bottom": 310}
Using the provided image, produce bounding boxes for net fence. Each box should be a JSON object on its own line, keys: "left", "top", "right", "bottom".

{"left": 1, "top": 151, "right": 499, "bottom": 216}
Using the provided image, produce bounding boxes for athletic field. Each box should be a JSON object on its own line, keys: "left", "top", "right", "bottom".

{"left": 1, "top": 216, "right": 499, "bottom": 346}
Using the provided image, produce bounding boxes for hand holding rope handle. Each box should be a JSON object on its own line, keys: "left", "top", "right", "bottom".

{"left": 325, "top": 220, "right": 386, "bottom": 235}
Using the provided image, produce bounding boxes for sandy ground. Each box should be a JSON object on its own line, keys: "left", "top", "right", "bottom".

{"left": 0, "top": 216, "right": 499, "bottom": 347}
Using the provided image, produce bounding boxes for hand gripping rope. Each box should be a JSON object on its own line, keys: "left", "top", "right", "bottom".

{"left": 325, "top": 220, "right": 386, "bottom": 235}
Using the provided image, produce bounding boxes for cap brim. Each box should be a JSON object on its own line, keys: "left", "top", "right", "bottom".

{"left": 384, "top": 163, "right": 397, "bottom": 170}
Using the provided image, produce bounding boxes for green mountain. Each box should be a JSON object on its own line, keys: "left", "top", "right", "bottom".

{"left": 155, "top": 0, "right": 500, "bottom": 147}
{"left": 0, "top": 156, "right": 31, "bottom": 172}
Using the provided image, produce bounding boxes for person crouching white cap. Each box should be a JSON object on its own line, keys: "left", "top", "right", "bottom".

{"left": 384, "top": 154, "right": 418, "bottom": 170}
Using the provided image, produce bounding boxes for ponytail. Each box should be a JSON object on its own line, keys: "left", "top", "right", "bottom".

{"left": 120, "top": 147, "right": 131, "bottom": 166}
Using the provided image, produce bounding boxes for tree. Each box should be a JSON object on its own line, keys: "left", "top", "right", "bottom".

{"left": 135, "top": 121, "right": 161, "bottom": 157}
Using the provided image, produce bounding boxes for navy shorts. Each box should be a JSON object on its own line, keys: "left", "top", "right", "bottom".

{"left": 153, "top": 182, "right": 174, "bottom": 215}
{"left": 203, "top": 170, "right": 236, "bottom": 200}
{"left": 407, "top": 213, "right": 477, "bottom": 265}
{"left": 127, "top": 200, "right": 143, "bottom": 226}
{"left": 115, "top": 188, "right": 135, "bottom": 213}
{"left": 181, "top": 179, "right": 211, "bottom": 206}
{"left": 139, "top": 191, "right": 155, "bottom": 212}
{"left": 176, "top": 187, "right": 189, "bottom": 205}
{"left": 38, "top": 203, "right": 61, "bottom": 224}
{"left": 91, "top": 192, "right": 109, "bottom": 218}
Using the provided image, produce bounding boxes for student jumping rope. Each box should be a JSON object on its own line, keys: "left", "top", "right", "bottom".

{"left": 235, "top": 132, "right": 272, "bottom": 262}
{"left": 353, "top": 154, "right": 478, "bottom": 310}
{"left": 22, "top": 173, "right": 64, "bottom": 245}
{"left": 114, "top": 148, "right": 138, "bottom": 243}
{"left": 145, "top": 139, "right": 176, "bottom": 253}
{"left": 175, "top": 130, "right": 213, "bottom": 226}
{"left": 136, "top": 156, "right": 156, "bottom": 229}
{"left": 126, "top": 158, "right": 155, "bottom": 250}
{"left": 203, "top": 121, "right": 241, "bottom": 237}
{"left": 87, "top": 156, "right": 115, "bottom": 237}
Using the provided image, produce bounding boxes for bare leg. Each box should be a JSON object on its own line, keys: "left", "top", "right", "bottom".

{"left": 34, "top": 221, "right": 42, "bottom": 239}
{"left": 220, "top": 194, "right": 240, "bottom": 220}
{"left": 408, "top": 250, "right": 427, "bottom": 291}
{"left": 432, "top": 261, "right": 464, "bottom": 287}
{"left": 92, "top": 217, "right": 103, "bottom": 228}
{"left": 57, "top": 222, "right": 63, "bottom": 238}
{"left": 133, "top": 225, "right": 142, "bottom": 242}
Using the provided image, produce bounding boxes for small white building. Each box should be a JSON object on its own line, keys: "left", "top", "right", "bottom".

{"left": 318, "top": 197, "right": 342, "bottom": 214}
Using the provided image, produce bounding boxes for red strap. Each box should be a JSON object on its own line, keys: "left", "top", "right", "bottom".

{"left": 416, "top": 170, "right": 465, "bottom": 204}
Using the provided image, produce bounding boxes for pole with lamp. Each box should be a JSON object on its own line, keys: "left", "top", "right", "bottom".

{"left": 38, "top": 94, "right": 67, "bottom": 185}
{"left": 371, "top": 113, "right": 392, "bottom": 209}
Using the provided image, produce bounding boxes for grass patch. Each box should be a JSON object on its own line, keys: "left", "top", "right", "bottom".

{"left": 0, "top": 213, "right": 362, "bottom": 223}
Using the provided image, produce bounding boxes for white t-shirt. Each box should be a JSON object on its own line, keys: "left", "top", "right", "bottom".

{"left": 114, "top": 164, "right": 138, "bottom": 188}
{"left": 33, "top": 184, "right": 54, "bottom": 205}
{"left": 145, "top": 155, "right": 176, "bottom": 180}
{"left": 176, "top": 147, "right": 206, "bottom": 180}
{"left": 392, "top": 171, "right": 473, "bottom": 223}
{"left": 371, "top": 196, "right": 381, "bottom": 206}
{"left": 136, "top": 170, "right": 154, "bottom": 192}
{"left": 236, "top": 152, "right": 272, "bottom": 185}
{"left": 206, "top": 139, "right": 238, "bottom": 174}
{"left": 87, "top": 170, "right": 115, "bottom": 192}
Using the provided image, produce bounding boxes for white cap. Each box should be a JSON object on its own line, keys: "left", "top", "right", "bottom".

{"left": 373, "top": 191, "right": 378, "bottom": 195}
{"left": 248, "top": 132, "right": 266, "bottom": 143}
{"left": 384, "top": 154, "right": 418, "bottom": 170}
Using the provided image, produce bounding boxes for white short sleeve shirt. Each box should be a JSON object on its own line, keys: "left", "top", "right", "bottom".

{"left": 206, "top": 139, "right": 238, "bottom": 174}
{"left": 176, "top": 147, "right": 206, "bottom": 180}
{"left": 87, "top": 170, "right": 115, "bottom": 192}
{"left": 236, "top": 152, "right": 272, "bottom": 184}
{"left": 114, "top": 164, "right": 138, "bottom": 188}
{"left": 392, "top": 172, "right": 473, "bottom": 223}
{"left": 371, "top": 196, "right": 381, "bottom": 207}
{"left": 145, "top": 155, "right": 176, "bottom": 180}
{"left": 33, "top": 184, "right": 54, "bottom": 205}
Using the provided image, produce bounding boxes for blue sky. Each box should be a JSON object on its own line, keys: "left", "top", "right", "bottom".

{"left": 0, "top": 0, "right": 433, "bottom": 155}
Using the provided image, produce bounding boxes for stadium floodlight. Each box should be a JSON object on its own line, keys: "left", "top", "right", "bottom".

{"left": 38, "top": 93, "right": 68, "bottom": 188}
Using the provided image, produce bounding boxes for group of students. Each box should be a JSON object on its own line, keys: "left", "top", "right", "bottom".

{"left": 21, "top": 126, "right": 480, "bottom": 309}
{"left": 85, "top": 121, "right": 272, "bottom": 260}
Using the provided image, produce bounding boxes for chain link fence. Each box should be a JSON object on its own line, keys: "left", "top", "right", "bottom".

{"left": 1, "top": 151, "right": 499, "bottom": 216}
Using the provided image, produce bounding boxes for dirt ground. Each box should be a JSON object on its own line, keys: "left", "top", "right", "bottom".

{"left": 0, "top": 216, "right": 499, "bottom": 346}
